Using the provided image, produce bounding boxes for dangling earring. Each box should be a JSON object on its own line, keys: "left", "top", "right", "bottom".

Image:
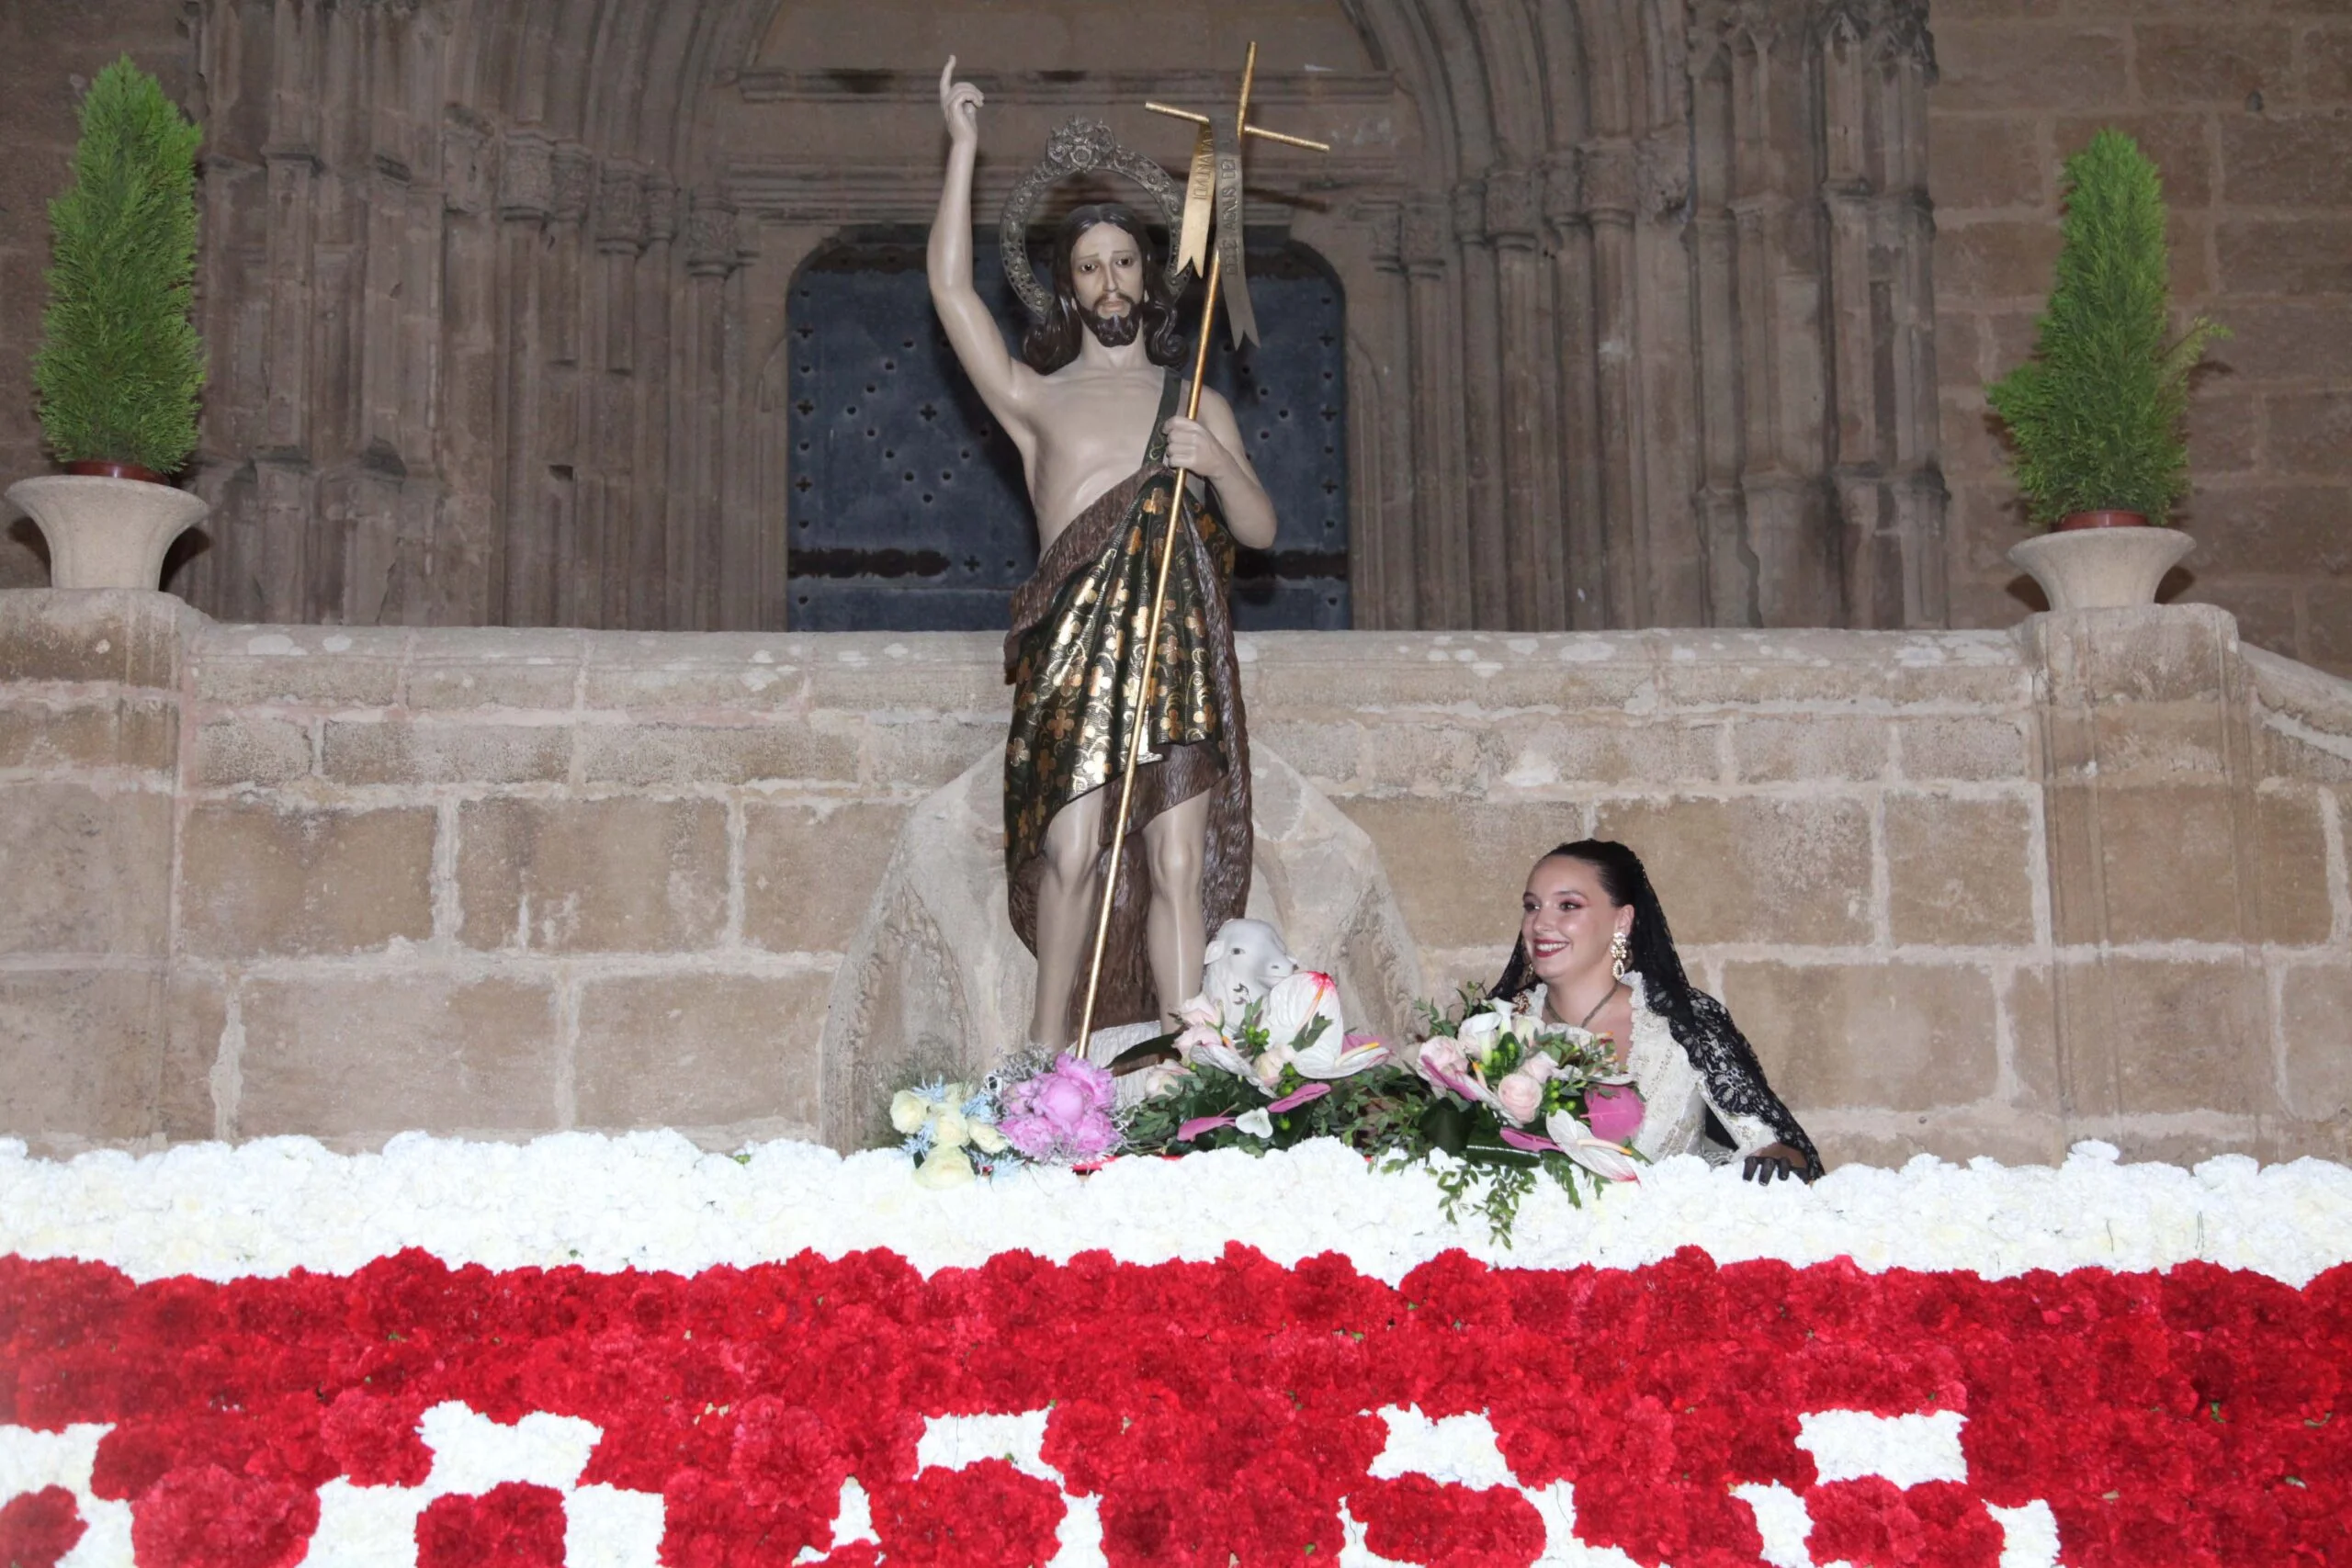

{"left": 1609, "top": 929, "right": 1629, "bottom": 982}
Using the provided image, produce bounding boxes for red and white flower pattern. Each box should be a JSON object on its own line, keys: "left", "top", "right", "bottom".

{"left": 3, "top": 1134, "right": 2348, "bottom": 1567}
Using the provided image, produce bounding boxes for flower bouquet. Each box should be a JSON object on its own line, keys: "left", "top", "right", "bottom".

{"left": 1119, "top": 970, "right": 1421, "bottom": 1155}
{"left": 1390, "top": 984, "right": 1646, "bottom": 1237}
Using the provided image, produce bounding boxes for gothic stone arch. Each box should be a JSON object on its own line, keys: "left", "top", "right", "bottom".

{"left": 176, "top": 0, "right": 1941, "bottom": 635}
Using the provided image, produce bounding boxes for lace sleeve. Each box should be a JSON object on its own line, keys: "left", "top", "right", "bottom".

{"left": 1677, "top": 989, "right": 1824, "bottom": 1177}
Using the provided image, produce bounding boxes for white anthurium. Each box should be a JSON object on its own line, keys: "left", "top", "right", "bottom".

{"left": 1234, "top": 1108, "right": 1274, "bottom": 1139}
{"left": 1544, "top": 1109, "right": 1642, "bottom": 1183}
{"left": 889, "top": 1091, "right": 931, "bottom": 1136}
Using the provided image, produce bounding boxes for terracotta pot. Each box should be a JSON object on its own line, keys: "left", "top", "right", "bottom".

{"left": 2056, "top": 509, "right": 2150, "bottom": 532}
{"left": 5, "top": 473, "right": 209, "bottom": 591}
{"left": 2008, "top": 525, "right": 2194, "bottom": 613}
{"left": 62, "top": 457, "right": 171, "bottom": 485}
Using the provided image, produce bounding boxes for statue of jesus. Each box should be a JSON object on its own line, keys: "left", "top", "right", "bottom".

{"left": 929, "top": 59, "right": 1277, "bottom": 1052}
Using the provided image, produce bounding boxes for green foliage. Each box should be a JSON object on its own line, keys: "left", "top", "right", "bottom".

{"left": 1986, "top": 129, "right": 2224, "bottom": 527}
{"left": 33, "top": 57, "right": 207, "bottom": 473}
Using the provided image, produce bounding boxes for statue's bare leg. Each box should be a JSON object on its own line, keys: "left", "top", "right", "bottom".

{"left": 1140, "top": 791, "right": 1210, "bottom": 1023}
{"left": 1030, "top": 788, "right": 1107, "bottom": 1049}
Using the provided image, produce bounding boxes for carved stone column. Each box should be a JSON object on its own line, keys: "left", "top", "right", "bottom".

{"left": 591, "top": 164, "right": 647, "bottom": 631}
{"left": 1486, "top": 167, "right": 1567, "bottom": 631}
{"left": 1400, "top": 193, "right": 1471, "bottom": 629}
{"left": 631, "top": 175, "right": 679, "bottom": 631}
{"left": 1453, "top": 180, "right": 1508, "bottom": 628}
{"left": 547, "top": 142, "right": 594, "bottom": 626}
{"left": 438, "top": 110, "right": 501, "bottom": 626}
{"left": 679, "top": 191, "right": 741, "bottom": 631}
{"left": 1578, "top": 138, "right": 1646, "bottom": 629}
{"left": 496, "top": 128, "right": 554, "bottom": 626}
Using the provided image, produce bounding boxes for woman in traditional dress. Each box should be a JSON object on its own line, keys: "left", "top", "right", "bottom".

{"left": 1491, "top": 839, "right": 1824, "bottom": 1182}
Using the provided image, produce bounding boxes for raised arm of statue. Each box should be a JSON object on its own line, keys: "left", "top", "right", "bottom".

{"left": 929, "top": 59, "right": 1034, "bottom": 451}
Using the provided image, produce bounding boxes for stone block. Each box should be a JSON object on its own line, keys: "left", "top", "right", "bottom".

{"left": 160, "top": 971, "right": 226, "bottom": 1142}
{"left": 399, "top": 628, "right": 583, "bottom": 711}
{"left": 2264, "top": 390, "right": 2352, "bottom": 476}
{"left": 236, "top": 975, "right": 560, "bottom": 1140}
{"left": 2256, "top": 788, "right": 2335, "bottom": 944}
{"left": 1717, "top": 962, "right": 2000, "bottom": 1111}
{"left": 1885, "top": 795, "right": 2036, "bottom": 946}
{"left": 1249, "top": 719, "right": 1367, "bottom": 786}
{"left": 575, "top": 719, "right": 859, "bottom": 788}
{"left": 2177, "top": 586, "right": 2298, "bottom": 665}
{"left": 457, "top": 797, "right": 729, "bottom": 953}
{"left": 2137, "top": 23, "right": 2293, "bottom": 106}
{"left": 2309, "top": 585, "right": 2352, "bottom": 677}
{"left": 743, "top": 801, "right": 913, "bottom": 954}
{"left": 1241, "top": 634, "right": 1658, "bottom": 716}
{"left": 1935, "top": 25, "right": 2132, "bottom": 113}
{"left": 1936, "top": 219, "right": 2065, "bottom": 299}
{"left": 192, "top": 715, "right": 312, "bottom": 786}
{"left": 2185, "top": 485, "right": 2352, "bottom": 579}
{"left": 1928, "top": 115, "right": 2049, "bottom": 210}
{"left": 2208, "top": 300, "right": 2352, "bottom": 381}
{"left": 0, "top": 589, "right": 189, "bottom": 689}
{"left": 574, "top": 972, "right": 829, "bottom": 1133}
{"left": 1591, "top": 795, "right": 1876, "bottom": 946}
{"left": 1335, "top": 797, "right": 1585, "bottom": 950}
{"left": 1359, "top": 720, "right": 1504, "bottom": 793}
{"left": 2088, "top": 702, "right": 2233, "bottom": 783}
{"left": 0, "top": 782, "right": 173, "bottom": 953}
{"left": 1728, "top": 716, "right": 1887, "bottom": 784}
{"left": 1656, "top": 632, "right": 2029, "bottom": 709}
{"left": 860, "top": 717, "right": 1003, "bottom": 792}
{"left": 179, "top": 801, "right": 436, "bottom": 958}
{"left": 1896, "top": 716, "right": 2031, "bottom": 782}
{"left": 0, "top": 968, "right": 164, "bottom": 1147}
{"left": 2052, "top": 784, "right": 2244, "bottom": 944}
{"left": 1496, "top": 719, "right": 1723, "bottom": 791}
{"left": 2281, "top": 964, "right": 2352, "bottom": 1121}
{"left": 797, "top": 637, "right": 1009, "bottom": 716}
{"left": 2053, "top": 113, "right": 2216, "bottom": 207}
{"left": 321, "top": 718, "right": 571, "bottom": 785}
{"left": 581, "top": 632, "right": 814, "bottom": 711}
{"left": 2184, "top": 379, "right": 2257, "bottom": 476}
{"left": 2304, "top": 28, "right": 2352, "bottom": 102}
{"left": 2007, "top": 964, "right": 2062, "bottom": 1109}
{"left": 2052, "top": 956, "right": 2266, "bottom": 1117}
{"left": 2026, "top": 603, "right": 2237, "bottom": 707}
{"left": 2217, "top": 219, "right": 2352, "bottom": 294}
{"left": 0, "top": 695, "right": 176, "bottom": 773}
{"left": 189, "top": 626, "right": 406, "bottom": 707}
{"left": 2221, "top": 109, "right": 2352, "bottom": 206}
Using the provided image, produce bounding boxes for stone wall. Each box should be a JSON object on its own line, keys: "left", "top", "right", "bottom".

{"left": 1934, "top": 0, "right": 2352, "bottom": 673}
{"left": 3, "top": 591, "right": 2346, "bottom": 1168}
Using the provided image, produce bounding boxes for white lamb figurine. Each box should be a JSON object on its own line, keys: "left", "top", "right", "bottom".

{"left": 1199, "top": 918, "right": 1299, "bottom": 1028}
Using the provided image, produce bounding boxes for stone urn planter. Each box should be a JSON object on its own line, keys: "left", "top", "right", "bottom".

{"left": 6, "top": 472, "right": 209, "bottom": 590}
{"left": 2007, "top": 512, "right": 2194, "bottom": 613}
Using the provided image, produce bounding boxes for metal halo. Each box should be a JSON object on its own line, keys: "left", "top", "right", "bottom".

{"left": 998, "top": 118, "right": 1187, "bottom": 321}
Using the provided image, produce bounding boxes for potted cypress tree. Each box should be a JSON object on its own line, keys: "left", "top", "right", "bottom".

{"left": 1989, "top": 128, "right": 2224, "bottom": 611}
{"left": 6, "top": 57, "right": 210, "bottom": 591}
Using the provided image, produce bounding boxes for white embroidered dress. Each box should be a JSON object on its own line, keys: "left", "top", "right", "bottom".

{"left": 1527, "top": 973, "right": 1788, "bottom": 1165}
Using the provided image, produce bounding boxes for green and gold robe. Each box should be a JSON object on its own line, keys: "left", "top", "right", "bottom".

{"left": 1003, "top": 375, "right": 1252, "bottom": 1032}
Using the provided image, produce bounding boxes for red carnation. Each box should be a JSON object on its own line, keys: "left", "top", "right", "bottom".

{"left": 871, "top": 1459, "right": 1064, "bottom": 1568}
{"left": 0, "top": 1486, "right": 85, "bottom": 1568}
{"left": 130, "top": 1464, "right": 319, "bottom": 1568}
{"left": 416, "top": 1483, "right": 568, "bottom": 1568}
{"left": 1806, "top": 1478, "right": 2001, "bottom": 1568}
{"left": 1349, "top": 1474, "right": 1544, "bottom": 1568}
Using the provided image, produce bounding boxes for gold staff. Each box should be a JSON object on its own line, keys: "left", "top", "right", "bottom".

{"left": 1071, "top": 42, "right": 1329, "bottom": 1052}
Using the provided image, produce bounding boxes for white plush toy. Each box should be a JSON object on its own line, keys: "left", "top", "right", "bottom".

{"left": 1199, "top": 918, "right": 1299, "bottom": 1026}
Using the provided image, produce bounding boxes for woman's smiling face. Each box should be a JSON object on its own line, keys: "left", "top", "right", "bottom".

{"left": 1520, "top": 854, "right": 1631, "bottom": 992}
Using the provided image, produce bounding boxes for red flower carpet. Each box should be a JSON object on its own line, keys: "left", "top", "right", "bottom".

{"left": 3, "top": 1244, "right": 2346, "bottom": 1567}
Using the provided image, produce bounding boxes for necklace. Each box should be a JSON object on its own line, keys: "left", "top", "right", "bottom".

{"left": 1574, "top": 981, "right": 1620, "bottom": 1032}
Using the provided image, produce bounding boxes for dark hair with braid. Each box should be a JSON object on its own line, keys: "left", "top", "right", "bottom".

{"left": 1489, "top": 839, "right": 1703, "bottom": 1043}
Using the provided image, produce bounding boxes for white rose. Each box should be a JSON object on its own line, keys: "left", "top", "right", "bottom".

{"left": 889, "top": 1091, "right": 930, "bottom": 1135}
{"left": 967, "top": 1121, "right": 1008, "bottom": 1156}
{"left": 931, "top": 1106, "right": 970, "bottom": 1149}
{"left": 913, "top": 1146, "right": 975, "bottom": 1189}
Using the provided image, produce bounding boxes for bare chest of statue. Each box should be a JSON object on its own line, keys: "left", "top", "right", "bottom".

{"left": 1022, "top": 367, "right": 1169, "bottom": 549}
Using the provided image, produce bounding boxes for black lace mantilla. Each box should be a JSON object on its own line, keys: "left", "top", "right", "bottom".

{"left": 1680, "top": 988, "right": 1824, "bottom": 1178}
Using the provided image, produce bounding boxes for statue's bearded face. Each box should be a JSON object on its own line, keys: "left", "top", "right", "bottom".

{"left": 1069, "top": 221, "right": 1146, "bottom": 348}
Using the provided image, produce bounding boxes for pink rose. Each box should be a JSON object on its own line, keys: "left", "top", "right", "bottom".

{"left": 1494, "top": 1070, "right": 1544, "bottom": 1126}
